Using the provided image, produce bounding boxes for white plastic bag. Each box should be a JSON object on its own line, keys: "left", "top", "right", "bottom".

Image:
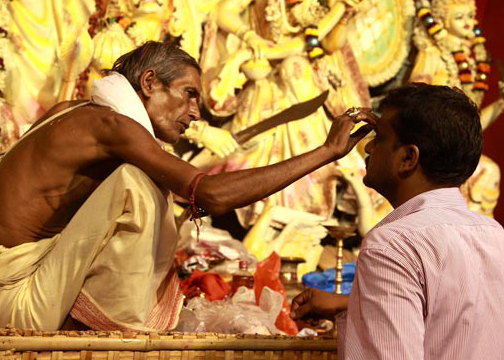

{"left": 176, "top": 287, "right": 283, "bottom": 334}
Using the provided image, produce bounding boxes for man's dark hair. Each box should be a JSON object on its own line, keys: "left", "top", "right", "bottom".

{"left": 109, "top": 41, "right": 201, "bottom": 91}
{"left": 379, "top": 82, "right": 482, "bottom": 187}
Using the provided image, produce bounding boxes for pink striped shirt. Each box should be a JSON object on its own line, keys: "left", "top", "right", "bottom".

{"left": 341, "top": 187, "right": 504, "bottom": 359}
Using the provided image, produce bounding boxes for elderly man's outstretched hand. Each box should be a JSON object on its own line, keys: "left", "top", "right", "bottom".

{"left": 290, "top": 287, "right": 349, "bottom": 321}
{"left": 324, "top": 107, "right": 378, "bottom": 160}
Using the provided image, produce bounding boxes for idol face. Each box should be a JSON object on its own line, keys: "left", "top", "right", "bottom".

{"left": 445, "top": 4, "right": 476, "bottom": 39}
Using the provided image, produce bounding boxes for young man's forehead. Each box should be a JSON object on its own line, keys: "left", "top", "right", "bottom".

{"left": 376, "top": 107, "right": 398, "bottom": 128}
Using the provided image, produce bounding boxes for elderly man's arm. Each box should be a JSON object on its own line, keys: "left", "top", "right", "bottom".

{"left": 97, "top": 110, "right": 375, "bottom": 215}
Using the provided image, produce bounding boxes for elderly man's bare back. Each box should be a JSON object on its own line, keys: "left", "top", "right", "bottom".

{"left": 0, "top": 101, "right": 134, "bottom": 247}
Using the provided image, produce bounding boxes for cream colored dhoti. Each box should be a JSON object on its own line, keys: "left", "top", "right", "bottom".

{"left": 0, "top": 164, "right": 183, "bottom": 331}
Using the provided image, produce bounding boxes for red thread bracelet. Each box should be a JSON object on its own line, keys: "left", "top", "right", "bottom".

{"left": 189, "top": 172, "right": 206, "bottom": 242}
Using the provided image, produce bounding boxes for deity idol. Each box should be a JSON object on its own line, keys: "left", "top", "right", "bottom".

{"left": 411, "top": 0, "right": 503, "bottom": 217}
{"left": 192, "top": 0, "right": 392, "bottom": 268}
{"left": 3, "top": 0, "right": 94, "bottom": 134}
{"left": 0, "top": 1, "right": 15, "bottom": 153}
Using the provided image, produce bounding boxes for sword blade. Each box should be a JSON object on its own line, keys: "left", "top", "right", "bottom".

{"left": 233, "top": 90, "right": 329, "bottom": 145}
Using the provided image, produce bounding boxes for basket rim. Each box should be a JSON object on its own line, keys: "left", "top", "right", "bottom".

{"left": 0, "top": 335, "right": 337, "bottom": 352}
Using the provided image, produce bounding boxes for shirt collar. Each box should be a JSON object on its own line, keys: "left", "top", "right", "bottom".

{"left": 374, "top": 187, "right": 467, "bottom": 229}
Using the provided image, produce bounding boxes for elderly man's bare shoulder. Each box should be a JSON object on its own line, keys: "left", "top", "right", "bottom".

{"left": 0, "top": 103, "right": 152, "bottom": 247}
{"left": 66, "top": 103, "right": 151, "bottom": 139}
{"left": 26, "top": 101, "right": 121, "bottom": 134}
{"left": 29, "top": 100, "right": 89, "bottom": 128}
{"left": 0, "top": 101, "right": 152, "bottom": 190}
{"left": 33, "top": 102, "right": 151, "bottom": 151}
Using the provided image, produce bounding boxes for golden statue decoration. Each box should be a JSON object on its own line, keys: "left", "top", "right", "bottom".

{"left": 410, "top": 0, "right": 503, "bottom": 217}
{"left": 124, "top": 0, "right": 172, "bottom": 46}
{"left": 167, "top": 0, "right": 222, "bottom": 62}
{"left": 2, "top": 0, "right": 94, "bottom": 138}
{"left": 186, "top": 0, "right": 395, "bottom": 272}
{"left": 0, "top": 0, "right": 15, "bottom": 154}
{"left": 343, "top": 0, "right": 416, "bottom": 87}
{"left": 197, "top": 0, "right": 368, "bottom": 220}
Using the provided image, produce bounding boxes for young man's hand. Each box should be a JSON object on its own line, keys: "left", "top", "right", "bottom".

{"left": 290, "top": 287, "right": 349, "bottom": 320}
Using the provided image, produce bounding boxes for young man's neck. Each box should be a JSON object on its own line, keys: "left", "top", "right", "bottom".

{"left": 388, "top": 176, "right": 447, "bottom": 209}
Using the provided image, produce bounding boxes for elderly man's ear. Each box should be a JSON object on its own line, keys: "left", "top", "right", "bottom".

{"left": 398, "top": 144, "right": 420, "bottom": 175}
{"left": 139, "top": 69, "right": 159, "bottom": 98}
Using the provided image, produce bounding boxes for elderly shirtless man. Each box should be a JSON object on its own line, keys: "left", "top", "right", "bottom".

{"left": 0, "top": 41, "right": 374, "bottom": 331}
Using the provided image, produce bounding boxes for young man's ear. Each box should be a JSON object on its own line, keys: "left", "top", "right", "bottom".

{"left": 139, "top": 69, "right": 157, "bottom": 98}
{"left": 398, "top": 144, "right": 420, "bottom": 174}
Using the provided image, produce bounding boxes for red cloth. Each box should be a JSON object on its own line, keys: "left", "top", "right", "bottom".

{"left": 181, "top": 269, "right": 229, "bottom": 301}
{"left": 254, "top": 252, "right": 298, "bottom": 335}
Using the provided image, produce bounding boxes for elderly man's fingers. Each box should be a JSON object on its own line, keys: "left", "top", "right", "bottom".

{"left": 354, "top": 108, "right": 379, "bottom": 125}
{"left": 348, "top": 124, "right": 375, "bottom": 150}
{"left": 341, "top": 107, "right": 379, "bottom": 126}
{"left": 357, "top": 107, "right": 373, "bottom": 112}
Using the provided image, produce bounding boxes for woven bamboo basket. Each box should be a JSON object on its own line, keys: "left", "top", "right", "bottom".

{"left": 0, "top": 329, "right": 338, "bottom": 360}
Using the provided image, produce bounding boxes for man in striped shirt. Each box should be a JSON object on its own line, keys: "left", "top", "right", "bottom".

{"left": 292, "top": 83, "right": 504, "bottom": 359}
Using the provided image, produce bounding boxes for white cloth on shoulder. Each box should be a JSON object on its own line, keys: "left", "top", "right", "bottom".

{"left": 92, "top": 71, "right": 155, "bottom": 138}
